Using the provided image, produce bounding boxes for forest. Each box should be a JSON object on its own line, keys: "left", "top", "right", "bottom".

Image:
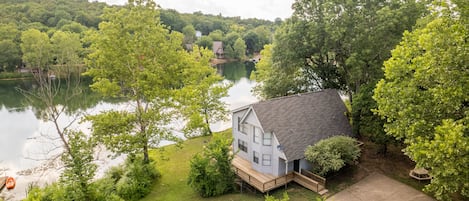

{"left": 0, "top": 0, "right": 274, "bottom": 73}
{"left": 0, "top": 0, "right": 467, "bottom": 201}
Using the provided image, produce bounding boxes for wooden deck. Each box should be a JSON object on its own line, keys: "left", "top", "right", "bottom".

{"left": 232, "top": 155, "right": 327, "bottom": 194}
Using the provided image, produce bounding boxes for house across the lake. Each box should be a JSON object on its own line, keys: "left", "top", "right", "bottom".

{"left": 212, "top": 41, "right": 224, "bottom": 59}
{"left": 231, "top": 89, "right": 353, "bottom": 194}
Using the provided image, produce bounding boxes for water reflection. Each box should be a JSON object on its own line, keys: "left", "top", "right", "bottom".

{"left": 0, "top": 61, "right": 258, "bottom": 200}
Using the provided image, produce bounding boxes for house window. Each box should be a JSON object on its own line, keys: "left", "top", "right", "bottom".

{"left": 262, "top": 154, "right": 271, "bottom": 166}
{"left": 238, "top": 139, "right": 247, "bottom": 152}
{"left": 263, "top": 132, "right": 272, "bottom": 146}
{"left": 239, "top": 120, "right": 248, "bottom": 134}
{"left": 253, "top": 151, "right": 259, "bottom": 164}
{"left": 253, "top": 127, "right": 261, "bottom": 143}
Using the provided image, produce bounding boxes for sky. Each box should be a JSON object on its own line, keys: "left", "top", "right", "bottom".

{"left": 95, "top": 0, "right": 295, "bottom": 21}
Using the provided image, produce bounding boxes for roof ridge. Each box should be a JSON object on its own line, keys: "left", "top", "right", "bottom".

{"left": 253, "top": 89, "right": 335, "bottom": 105}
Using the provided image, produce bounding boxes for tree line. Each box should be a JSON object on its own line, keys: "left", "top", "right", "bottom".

{"left": 0, "top": 0, "right": 276, "bottom": 72}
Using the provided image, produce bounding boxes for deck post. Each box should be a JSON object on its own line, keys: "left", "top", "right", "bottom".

{"left": 284, "top": 160, "right": 288, "bottom": 189}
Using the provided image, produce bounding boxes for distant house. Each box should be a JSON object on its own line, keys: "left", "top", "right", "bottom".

{"left": 231, "top": 89, "right": 353, "bottom": 193}
{"left": 195, "top": 30, "right": 202, "bottom": 38}
{"left": 212, "top": 41, "right": 224, "bottom": 59}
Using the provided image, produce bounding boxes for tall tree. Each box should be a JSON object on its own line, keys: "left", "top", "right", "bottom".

{"left": 21, "top": 28, "right": 52, "bottom": 69}
{"left": 374, "top": 3, "right": 469, "bottom": 200}
{"left": 182, "top": 24, "right": 196, "bottom": 44}
{"left": 196, "top": 35, "right": 213, "bottom": 49}
{"left": 85, "top": 0, "right": 218, "bottom": 163}
{"left": 179, "top": 47, "right": 231, "bottom": 136}
{"left": 254, "top": 0, "right": 427, "bottom": 140}
{"left": 0, "top": 23, "right": 21, "bottom": 72}
{"left": 233, "top": 37, "right": 246, "bottom": 60}
{"left": 20, "top": 24, "right": 94, "bottom": 201}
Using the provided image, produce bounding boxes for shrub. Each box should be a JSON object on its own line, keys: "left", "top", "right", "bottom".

{"left": 305, "top": 136, "right": 361, "bottom": 176}
{"left": 116, "top": 155, "right": 160, "bottom": 201}
{"left": 188, "top": 133, "right": 235, "bottom": 197}
{"left": 265, "top": 192, "right": 289, "bottom": 201}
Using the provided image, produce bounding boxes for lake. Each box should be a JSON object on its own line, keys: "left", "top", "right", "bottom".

{"left": 0, "top": 61, "right": 258, "bottom": 200}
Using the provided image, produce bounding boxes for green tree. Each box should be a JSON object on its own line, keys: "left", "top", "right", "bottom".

{"left": 208, "top": 29, "right": 224, "bottom": 41}
{"left": 85, "top": 0, "right": 217, "bottom": 163}
{"left": 179, "top": 47, "right": 231, "bottom": 136}
{"left": 60, "top": 130, "right": 96, "bottom": 201}
{"left": 255, "top": 0, "right": 428, "bottom": 140}
{"left": 373, "top": 6, "right": 469, "bottom": 200}
{"left": 251, "top": 44, "right": 304, "bottom": 98}
{"left": 50, "top": 31, "right": 83, "bottom": 66}
{"left": 243, "top": 30, "right": 260, "bottom": 55}
{"left": 0, "top": 23, "right": 21, "bottom": 72}
{"left": 182, "top": 24, "right": 196, "bottom": 44}
{"left": 196, "top": 35, "right": 213, "bottom": 49}
{"left": 223, "top": 32, "right": 241, "bottom": 58}
{"left": 233, "top": 37, "right": 246, "bottom": 59}
{"left": 21, "top": 29, "right": 52, "bottom": 69}
{"left": 305, "top": 136, "right": 360, "bottom": 176}
{"left": 188, "top": 133, "right": 235, "bottom": 197}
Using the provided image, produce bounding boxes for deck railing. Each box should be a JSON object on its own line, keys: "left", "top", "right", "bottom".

{"left": 300, "top": 169, "right": 326, "bottom": 186}
{"left": 233, "top": 166, "right": 326, "bottom": 193}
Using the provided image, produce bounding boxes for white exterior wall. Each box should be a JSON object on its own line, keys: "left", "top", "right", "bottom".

{"left": 233, "top": 109, "right": 249, "bottom": 160}
{"left": 300, "top": 159, "right": 312, "bottom": 172}
{"left": 232, "top": 107, "right": 289, "bottom": 176}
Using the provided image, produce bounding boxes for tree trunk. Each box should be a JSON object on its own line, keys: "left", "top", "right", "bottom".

{"left": 143, "top": 143, "right": 149, "bottom": 163}
{"left": 204, "top": 109, "right": 212, "bottom": 135}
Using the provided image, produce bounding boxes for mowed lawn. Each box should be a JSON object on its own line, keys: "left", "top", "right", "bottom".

{"left": 140, "top": 129, "right": 319, "bottom": 201}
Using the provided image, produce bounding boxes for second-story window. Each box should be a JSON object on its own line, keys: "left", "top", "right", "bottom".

{"left": 253, "top": 127, "right": 261, "bottom": 143}
{"left": 263, "top": 132, "right": 272, "bottom": 146}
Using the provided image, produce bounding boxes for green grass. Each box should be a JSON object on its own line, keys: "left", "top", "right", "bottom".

{"left": 140, "top": 129, "right": 319, "bottom": 201}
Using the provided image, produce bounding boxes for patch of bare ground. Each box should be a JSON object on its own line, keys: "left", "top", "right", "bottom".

{"left": 324, "top": 137, "right": 431, "bottom": 198}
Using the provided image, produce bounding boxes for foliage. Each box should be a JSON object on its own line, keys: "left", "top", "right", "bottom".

{"left": 265, "top": 192, "right": 289, "bottom": 201}
{"left": 196, "top": 35, "right": 213, "bottom": 49}
{"left": 253, "top": 0, "right": 428, "bottom": 139}
{"left": 208, "top": 29, "right": 224, "bottom": 41}
{"left": 233, "top": 38, "right": 247, "bottom": 60}
{"left": 373, "top": 5, "right": 469, "bottom": 200}
{"left": 352, "top": 83, "right": 396, "bottom": 154}
{"left": 24, "top": 154, "right": 158, "bottom": 201}
{"left": 20, "top": 29, "right": 52, "bottom": 68}
{"left": 305, "top": 136, "right": 360, "bottom": 176}
{"left": 252, "top": 44, "right": 303, "bottom": 98}
{"left": 60, "top": 130, "right": 97, "bottom": 201}
{"left": 188, "top": 133, "right": 235, "bottom": 197}
{"left": 85, "top": 0, "right": 199, "bottom": 163}
{"left": 182, "top": 24, "right": 196, "bottom": 44}
{"left": 178, "top": 47, "right": 231, "bottom": 136}
{"left": 116, "top": 155, "right": 160, "bottom": 201}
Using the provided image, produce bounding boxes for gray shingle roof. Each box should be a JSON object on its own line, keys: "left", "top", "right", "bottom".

{"left": 251, "top": 89, "right": 353, "bottom": 160}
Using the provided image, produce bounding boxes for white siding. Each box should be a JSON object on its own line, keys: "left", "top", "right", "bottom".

{"left": 233, "top": 109, "right": 249, "bottom": 160}
{"left": 300, "top": 159, "right": 312, "bottom": 171}
{"left": 233, "top": 108, "right": 311, "bottom": 177}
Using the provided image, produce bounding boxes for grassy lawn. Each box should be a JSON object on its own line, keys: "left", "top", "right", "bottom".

{"left": 140, "top": 129, "right": 320, "bottom": 201}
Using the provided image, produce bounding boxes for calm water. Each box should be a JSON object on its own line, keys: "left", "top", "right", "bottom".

{"left": 0, "top": 62, "right": 257, "bottom": 199}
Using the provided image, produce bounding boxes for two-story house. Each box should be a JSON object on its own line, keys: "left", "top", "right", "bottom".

{"left": 231, "top": 89, "right": 353, "bottom": 193}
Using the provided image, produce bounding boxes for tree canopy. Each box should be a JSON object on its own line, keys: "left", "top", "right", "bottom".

{"left": 374, "top": 3, "right": 469, "bottom": 199}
